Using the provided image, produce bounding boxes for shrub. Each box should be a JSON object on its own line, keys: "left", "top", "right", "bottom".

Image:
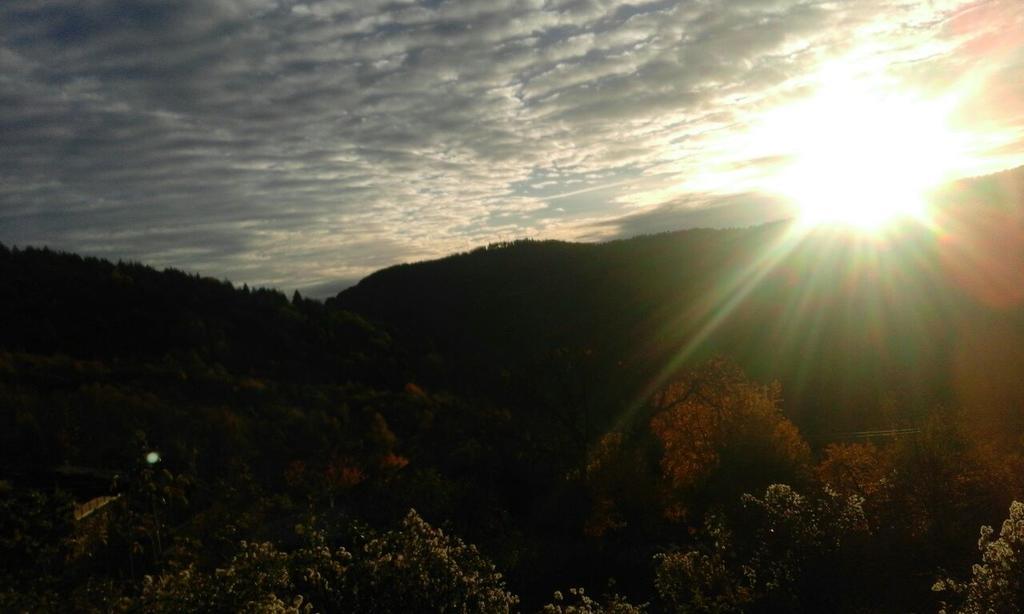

{"left": 935, "top": 500, "right": 1024, "bottom": 613}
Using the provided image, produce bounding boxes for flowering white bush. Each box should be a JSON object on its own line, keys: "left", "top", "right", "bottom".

{"left": 134, "top": 541, "right": 306, "bottom": 613}
{"left": 129, "top": 509, "right": 517, "bottom": 613}
{"left": 343, "top": 509, "right": 519, "bottom": 612}
{"left": 935, "top": 500, "right": 1024, "bottom": 613}
{"left": 541, "top": 586, "right": 646, "bottom": 613}
{"left": 654, "top": 484, "right": 868, "bottom": 612}
{"left": 654, "top": 516, "right": 753, "bottom": 614}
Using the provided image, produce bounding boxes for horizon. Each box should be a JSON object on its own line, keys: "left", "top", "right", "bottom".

{"left": 2, "top": 209, "right": 800, "bottom": 299}
{"left": 0, "top": 163, "right": 1017, "bottom": 300}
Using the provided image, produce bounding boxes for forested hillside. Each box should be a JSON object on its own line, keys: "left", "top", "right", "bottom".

{"left": 333, "top": 167, "right": 1024, "bottom": 443}
{"left": 3, "top": 167, "right": 1024, "bottom": 612}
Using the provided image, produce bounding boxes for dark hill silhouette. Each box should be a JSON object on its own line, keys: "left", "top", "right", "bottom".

{"left": 332, "top": 166, "right": 1024, "bottom": 442}
{"left": 0, "top": 246, "right": 398, "bottom": 386}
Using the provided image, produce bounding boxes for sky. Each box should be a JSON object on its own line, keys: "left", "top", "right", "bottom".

{"left": 2, "top": 0, "right": 1023, "bottom": 296}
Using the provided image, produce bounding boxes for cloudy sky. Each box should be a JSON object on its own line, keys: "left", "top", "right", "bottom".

{"left": 2, "top": 0, "right": 1023, "bottom": 295}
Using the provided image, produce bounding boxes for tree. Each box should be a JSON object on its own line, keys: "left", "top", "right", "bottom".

{"left": 0, "top": 489, "right": 76, "bottom": 611}
{"left": 648, "top": 359, "right": 811, "bottom": 519}
{"left": 816, "top": 442, "right": 893, "bottom": 500}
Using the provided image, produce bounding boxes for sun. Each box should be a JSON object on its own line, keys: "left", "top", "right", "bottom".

{"left": 762, "top": 74, "right": 964, "bottom": 232}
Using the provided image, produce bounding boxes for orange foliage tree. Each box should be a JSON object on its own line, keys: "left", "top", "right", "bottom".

{"left": 649, "top": 358, "right": 810, "bottom": 519}
{"left": 816, "top": 442, "right": 894, "bottom": 499}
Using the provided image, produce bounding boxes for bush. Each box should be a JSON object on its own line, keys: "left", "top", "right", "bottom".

{"left": 541, "top": 586, "right": 646, "bottom": 613}
{"left": 935, "top": 500, "right": 1024, "bottom": 613}
{"left": 654, "top": 484, "right": 868, "bottom": 612}
{"left": 128, "top": 509, "right": 517, "bottom": 613}
{"left": 343, "top": 509, "right": 519, "bottom": 613}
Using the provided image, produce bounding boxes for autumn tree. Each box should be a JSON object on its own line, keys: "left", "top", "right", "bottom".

{"left": 648, "top": 359, "right": 810, "bottom": 519}
{"left": 815, "top": 442, "right": 894, "bottom": 500}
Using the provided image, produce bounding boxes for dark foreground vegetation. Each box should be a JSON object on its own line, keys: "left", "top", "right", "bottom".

{"left": 2, "top": 168, "right": 1024, "bottom": 612}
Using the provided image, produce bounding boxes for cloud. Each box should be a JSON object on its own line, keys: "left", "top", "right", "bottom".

{"left": 592, "top": 192, "right": 798, "bottom": 240}
{"left": 0, "top": 0, "right": 1021, "bottom": 291}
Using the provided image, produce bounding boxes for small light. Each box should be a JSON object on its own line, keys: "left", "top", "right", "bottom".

{"left": 146, "top": 451, "right": 161, "bottom": 465}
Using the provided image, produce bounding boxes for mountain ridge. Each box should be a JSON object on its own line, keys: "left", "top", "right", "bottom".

{"left": 330, "top": 166, "right": 1024, "bottom": 441}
